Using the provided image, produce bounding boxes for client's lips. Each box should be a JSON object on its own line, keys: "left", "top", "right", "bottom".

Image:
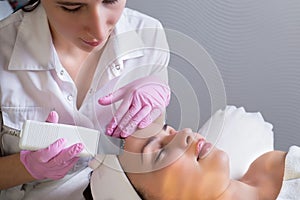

{"left": 197, "top": 139, "right": 213, "bottom": 160}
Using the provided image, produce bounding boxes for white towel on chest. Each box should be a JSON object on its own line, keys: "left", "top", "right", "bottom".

{"left": 276, "top": 145, "right": 300, "bottom": 200}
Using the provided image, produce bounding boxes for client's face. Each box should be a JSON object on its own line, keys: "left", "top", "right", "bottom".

{"left": 118, "top": 123, "right": 231, "bottom": 200}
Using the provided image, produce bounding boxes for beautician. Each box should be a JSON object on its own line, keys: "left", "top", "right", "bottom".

{"left": 0, "top": 0, "right": 170, "bottom": 199}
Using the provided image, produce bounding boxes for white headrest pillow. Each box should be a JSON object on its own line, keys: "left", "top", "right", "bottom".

{"left": 89, "top": 154, "right": 141, "bottom": 200}
{"left": 199, "top": 105, "right": 274, "bottom": 179}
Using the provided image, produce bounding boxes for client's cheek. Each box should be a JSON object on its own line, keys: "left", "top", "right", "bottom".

{"left": 118, "top": 153, "right": 151, "bottom": 173}
{"left": 152, "top": 149, "right": 186, "bottom": 171}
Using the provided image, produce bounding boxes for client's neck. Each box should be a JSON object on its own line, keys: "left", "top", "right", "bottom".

{"left": 216, "top": 180, "right": 259, "bottom": 200}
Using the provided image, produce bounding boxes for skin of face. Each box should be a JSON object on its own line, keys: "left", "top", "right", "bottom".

{"left": 41, "top": 0, "right": 126, "bottom": 52}
{"left": 118, "top": 122, "right": 231, "bottom": 200}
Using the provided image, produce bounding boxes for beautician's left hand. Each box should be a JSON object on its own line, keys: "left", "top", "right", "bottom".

{"left": 98, "top": 76, "right": 170, "bottom": 138}
{"left": 20, "top": 111, "right": 83, "bottom": 180}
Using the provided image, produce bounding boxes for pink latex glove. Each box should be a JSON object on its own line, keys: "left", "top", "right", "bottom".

{"left": 20, "top": 111, "right": 83, "bottom": 180}
{"left": 98, "top": 76, "right": 171, "bottom": 138}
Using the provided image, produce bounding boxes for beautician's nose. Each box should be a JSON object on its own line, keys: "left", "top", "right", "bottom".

{"left": 85, "top": 6, "right": 109, "bottom": 42}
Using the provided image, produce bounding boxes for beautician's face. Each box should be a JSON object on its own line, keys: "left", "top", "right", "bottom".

{"left": 119, "top": 125, "right": 231, "bottom": 200}
{"left": 41, "top": 0, "right": 126, "bottom": 52}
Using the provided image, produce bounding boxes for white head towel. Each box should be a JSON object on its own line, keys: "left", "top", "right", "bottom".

{"left": 89, "top": 155, "right": 141, "bottom": 200}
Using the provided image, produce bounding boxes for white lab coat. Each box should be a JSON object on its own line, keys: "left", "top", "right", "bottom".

{"left": 0, "top": 5, "right": 169, "bottom": 200}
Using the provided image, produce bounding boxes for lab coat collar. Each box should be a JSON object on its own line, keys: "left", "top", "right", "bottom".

{"left": 8, "top": 7, "right": 145, "bottom": 72}
{"left": 8, "top": 6, "right": 55, "bottom": 71}
{"left": 102, "top": 9, "right": 145, "bottom": 67}
{"left": 91, "top": 8, "right": 145, "bottom": 78}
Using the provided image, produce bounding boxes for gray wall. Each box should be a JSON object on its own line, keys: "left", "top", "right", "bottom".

{"left": 0, "top": 1, "right": 13, "bottom": 19}
{"left": 127, "top": 0, "right": 300, "bottom": 151}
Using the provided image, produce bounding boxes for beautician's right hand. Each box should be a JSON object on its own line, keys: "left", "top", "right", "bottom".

{"left": 20, "top": 111, "right": 83, "bottom": 180}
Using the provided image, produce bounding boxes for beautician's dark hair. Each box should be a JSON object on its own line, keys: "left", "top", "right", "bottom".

{"left": 22, "top": 0, "right": 40, "bottom": 12}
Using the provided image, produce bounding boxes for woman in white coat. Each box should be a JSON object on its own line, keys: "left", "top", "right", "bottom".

{"left": 0, "top": 0, "right": 170, "bottom": 199}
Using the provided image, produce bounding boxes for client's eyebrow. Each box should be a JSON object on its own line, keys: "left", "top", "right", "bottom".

{"left": 140, "top": 124, "right": 168, "bottom": 163}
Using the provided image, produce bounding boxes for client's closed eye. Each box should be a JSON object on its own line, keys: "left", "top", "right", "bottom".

{"left": 154, "top": 148, "right": 165, "bottom": 163}
{"left": 141, "top": 124, "right": 169, "bottom": 154}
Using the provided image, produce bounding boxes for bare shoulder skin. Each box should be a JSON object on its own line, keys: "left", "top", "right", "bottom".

{"left": 239, "top": 151, "right": 287, "bottom": 200}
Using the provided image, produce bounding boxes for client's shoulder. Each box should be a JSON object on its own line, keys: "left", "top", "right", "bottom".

{"left": 240, "top": 151, "right": 286, "bottom": 200}
{"left": 252, "top": 151, "right": 286, "bottom": 173}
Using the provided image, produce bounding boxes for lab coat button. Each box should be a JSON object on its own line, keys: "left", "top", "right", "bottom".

{"left": 67, "top": 95, "right": 73, "bottom": 101}
{"left": 115, "top": 64, "right": 121, "bottom": 70}
{"left": 110, "top": 62, "right": 123, "bottom": 76}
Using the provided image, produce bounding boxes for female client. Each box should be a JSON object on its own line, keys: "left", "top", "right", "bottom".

{"left": 86, "top": 114, "right": 299, "bottom": 200}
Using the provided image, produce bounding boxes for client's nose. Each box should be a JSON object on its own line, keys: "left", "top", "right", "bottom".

{"left": 169, "top": 128, "right": 194, "bottom": 149}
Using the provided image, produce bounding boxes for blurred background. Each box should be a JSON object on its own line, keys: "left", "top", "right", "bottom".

{"left": 126, "top": 0, "right": 300, "bottom": 151}
{"left": 0, "top": 1, "right": 13, "bottom": 18}
{"left": 1, "top": 1, "right": 300, "bottom": 151}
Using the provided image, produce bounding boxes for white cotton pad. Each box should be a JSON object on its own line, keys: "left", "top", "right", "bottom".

{"left": 19, "top": 120, "right": 100, "bottom": 157}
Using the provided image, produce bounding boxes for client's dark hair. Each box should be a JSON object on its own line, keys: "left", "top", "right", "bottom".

{"left": 22, "top": 0, "right": 40, "bottom": 12}
{"left": 82, "top": 171, "right": 152, "bottom": 200}
{"left": 135, "top": 186, "right": 159, "bottom": 200}
{"left": 82, "top": 183, "right": 154, "bottom": 200}
{"left": 83, "top": 183, "right": 94, "bottom": 200}
{"left": 82, "top": 176, "right": 157, "bottom": 200}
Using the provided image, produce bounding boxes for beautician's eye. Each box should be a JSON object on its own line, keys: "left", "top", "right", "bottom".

{"left": 103, "top": 0, "right": 119, "bottom": 5}
{"left": 61, "top": 5, "right": 82, "bottom": 13}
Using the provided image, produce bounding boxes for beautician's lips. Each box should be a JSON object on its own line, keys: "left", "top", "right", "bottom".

{"left": 82, "top": 39, "right": 100, "bottom": 47}
{"left": 197, "top": 139, "right": 212, "bottom": 159}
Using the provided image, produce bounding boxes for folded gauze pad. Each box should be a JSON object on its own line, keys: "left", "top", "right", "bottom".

{"left": 198, "top": 105, "right": 274, "bottom": 179}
